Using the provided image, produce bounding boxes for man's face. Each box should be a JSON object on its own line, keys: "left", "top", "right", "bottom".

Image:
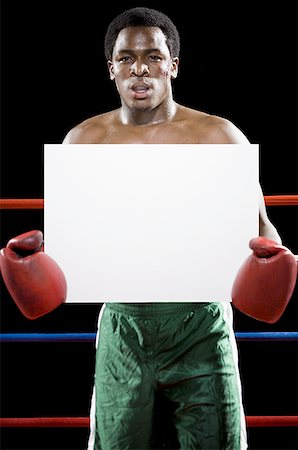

{"left": 108, "top": 26, "right": 178, "bottom": 112}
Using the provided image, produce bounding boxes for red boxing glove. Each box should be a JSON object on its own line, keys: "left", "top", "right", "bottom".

{"left": 232, "top": 236, "right": 297, "bottom": 323}
{"left": 0, "top": 230, "right": 67, "bottom": 320}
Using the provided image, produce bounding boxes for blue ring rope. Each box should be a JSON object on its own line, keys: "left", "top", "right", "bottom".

{"left": 0, "top": 333, "right": 96, "bottom": 342}
{"left": 0, "top": 332, "right": 298, "bottom": 342}
{"left": 236, "top": 332, "right": 298, "bottom": 341}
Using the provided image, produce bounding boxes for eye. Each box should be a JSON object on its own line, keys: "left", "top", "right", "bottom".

{"left": 148, "top": 55, "right": 162, "bottom": 61}
{"left": 118, "top": 56, "right": 132, "bottom": 63}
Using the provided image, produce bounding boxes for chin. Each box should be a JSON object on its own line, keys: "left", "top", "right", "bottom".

{"left": 131, "top": 102, "right": 153, "bottom": 112}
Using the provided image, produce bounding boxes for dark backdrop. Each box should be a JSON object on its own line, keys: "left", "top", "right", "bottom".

{"left": 1, "top": 1, "right": 297, "bottom": 449}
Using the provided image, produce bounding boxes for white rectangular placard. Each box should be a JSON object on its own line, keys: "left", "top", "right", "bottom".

{"left": 44, "top": 144, "right": 259, "bottom": 303}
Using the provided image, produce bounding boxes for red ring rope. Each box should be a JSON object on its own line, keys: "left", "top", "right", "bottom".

{"left": 247, "top": 416, "right": 298, "bottom": 427}
{"left": 0, "top": 417, "right": 89, "bottom": 427}
{"left": 264, "top": 195, "right": 298, "bottom": 206}
{"left": 0, "top": 195, "right": 298, "bottom": 209}
{"left": 0, "top": 199, "right": 44, "bottom": 209}
{"left": 1, "top": 416, "right": 298, "bottom": 428}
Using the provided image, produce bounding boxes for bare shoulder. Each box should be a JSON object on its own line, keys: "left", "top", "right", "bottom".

{"left": 202, "top": 113, "right": 250, "bottom": 144}
{"left": 179, "top": 106, "right": 250, "bottom": 144}
{"left": 62, "top": 110, "right": 117, "bottom": 143}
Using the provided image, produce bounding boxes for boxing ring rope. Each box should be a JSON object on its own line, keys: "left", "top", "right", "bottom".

{"left": 0, "top": 199, "right": 44, "bottom": 209}
{"left": 1, "top": 195, "right": 298, "bottom": 209}
{"left": 1, "top": 332, "right": 298, "bottom": 342}
{"left": 1, "top": 416, "right": 298, "bottom": 428}
{"left": 1, "top": 195, "right": 297, "bottom": 434}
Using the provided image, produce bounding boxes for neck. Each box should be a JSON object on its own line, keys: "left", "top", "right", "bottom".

{"left": 120, "top": 99, "right": 177, "bottom": 126}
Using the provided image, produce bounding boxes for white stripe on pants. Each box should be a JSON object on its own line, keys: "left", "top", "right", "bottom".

{"left": 87, "top": 303, "right": 106, "bottom": 450}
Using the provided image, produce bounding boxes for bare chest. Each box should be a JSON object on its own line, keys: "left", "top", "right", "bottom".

{"left": 98, "top": 122, "right": 209, "bottom": 144}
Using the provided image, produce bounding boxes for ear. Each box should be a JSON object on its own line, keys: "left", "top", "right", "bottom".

{"left": 107, "top": 60, "right": 115, "bottom": 80}
{"left": 171, "top": 57, "right": 179, "bottom": 79}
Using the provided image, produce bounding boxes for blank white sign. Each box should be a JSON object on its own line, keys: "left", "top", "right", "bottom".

{"left": 44, "top": 144, "right": 259, "bottom": 303}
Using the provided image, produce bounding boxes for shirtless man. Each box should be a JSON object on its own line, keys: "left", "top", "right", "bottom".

{"left": 0, "top": 6, "right": 295, "bottom": 448}
{"left": 61, "top": 8, "right": 291, "bottom": 450}
{"left": 61, "top": 7, "right": 283, "bottom": 450}
{"left": 0, "top": 6, "right": 285, "bottom": 450}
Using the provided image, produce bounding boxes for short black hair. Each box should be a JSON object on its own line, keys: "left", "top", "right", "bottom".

{"left": 104, "top": 7, "right": 180, "bottom": 60}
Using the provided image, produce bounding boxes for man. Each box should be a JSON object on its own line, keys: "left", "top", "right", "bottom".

{"left": 62, "top": 7, "right": 283, "bottom": 450}
{"left": 1, "top": 6, "right": 291, "bottom": 450}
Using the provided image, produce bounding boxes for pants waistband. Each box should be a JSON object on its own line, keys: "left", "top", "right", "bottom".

{"left": 105, "top": 302, "right": 213, "bottom": 318}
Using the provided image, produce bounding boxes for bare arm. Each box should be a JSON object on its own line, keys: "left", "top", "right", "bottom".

{"left": 207, "top": 116, "right": 282, "bottom": 243}
{"left": 258, "top": 184, "right": 282, "bottom": 243}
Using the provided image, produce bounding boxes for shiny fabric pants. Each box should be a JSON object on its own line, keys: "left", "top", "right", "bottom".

{"left": 88, "top": 302, "right": 247, "bottom": 450}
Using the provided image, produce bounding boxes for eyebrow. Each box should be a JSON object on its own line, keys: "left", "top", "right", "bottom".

{"left": 117, "top": 48, "right": 162, "bottom": 54}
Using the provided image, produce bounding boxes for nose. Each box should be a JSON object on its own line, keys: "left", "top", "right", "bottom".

{"left": 130, "top": 58, "right": 149, "bottom": 77}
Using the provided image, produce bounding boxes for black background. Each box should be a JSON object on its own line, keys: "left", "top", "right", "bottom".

{"left": 1, "top": 1, "right": 298, "bottom": 449}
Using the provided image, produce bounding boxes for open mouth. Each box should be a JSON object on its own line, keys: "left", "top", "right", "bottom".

{"left": 130, "top": 84, "right": 151, "bottom": 99}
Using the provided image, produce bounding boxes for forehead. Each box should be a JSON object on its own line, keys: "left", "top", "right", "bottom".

{"left": 113, "top": 26, "right": 169, "bottom": 54}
